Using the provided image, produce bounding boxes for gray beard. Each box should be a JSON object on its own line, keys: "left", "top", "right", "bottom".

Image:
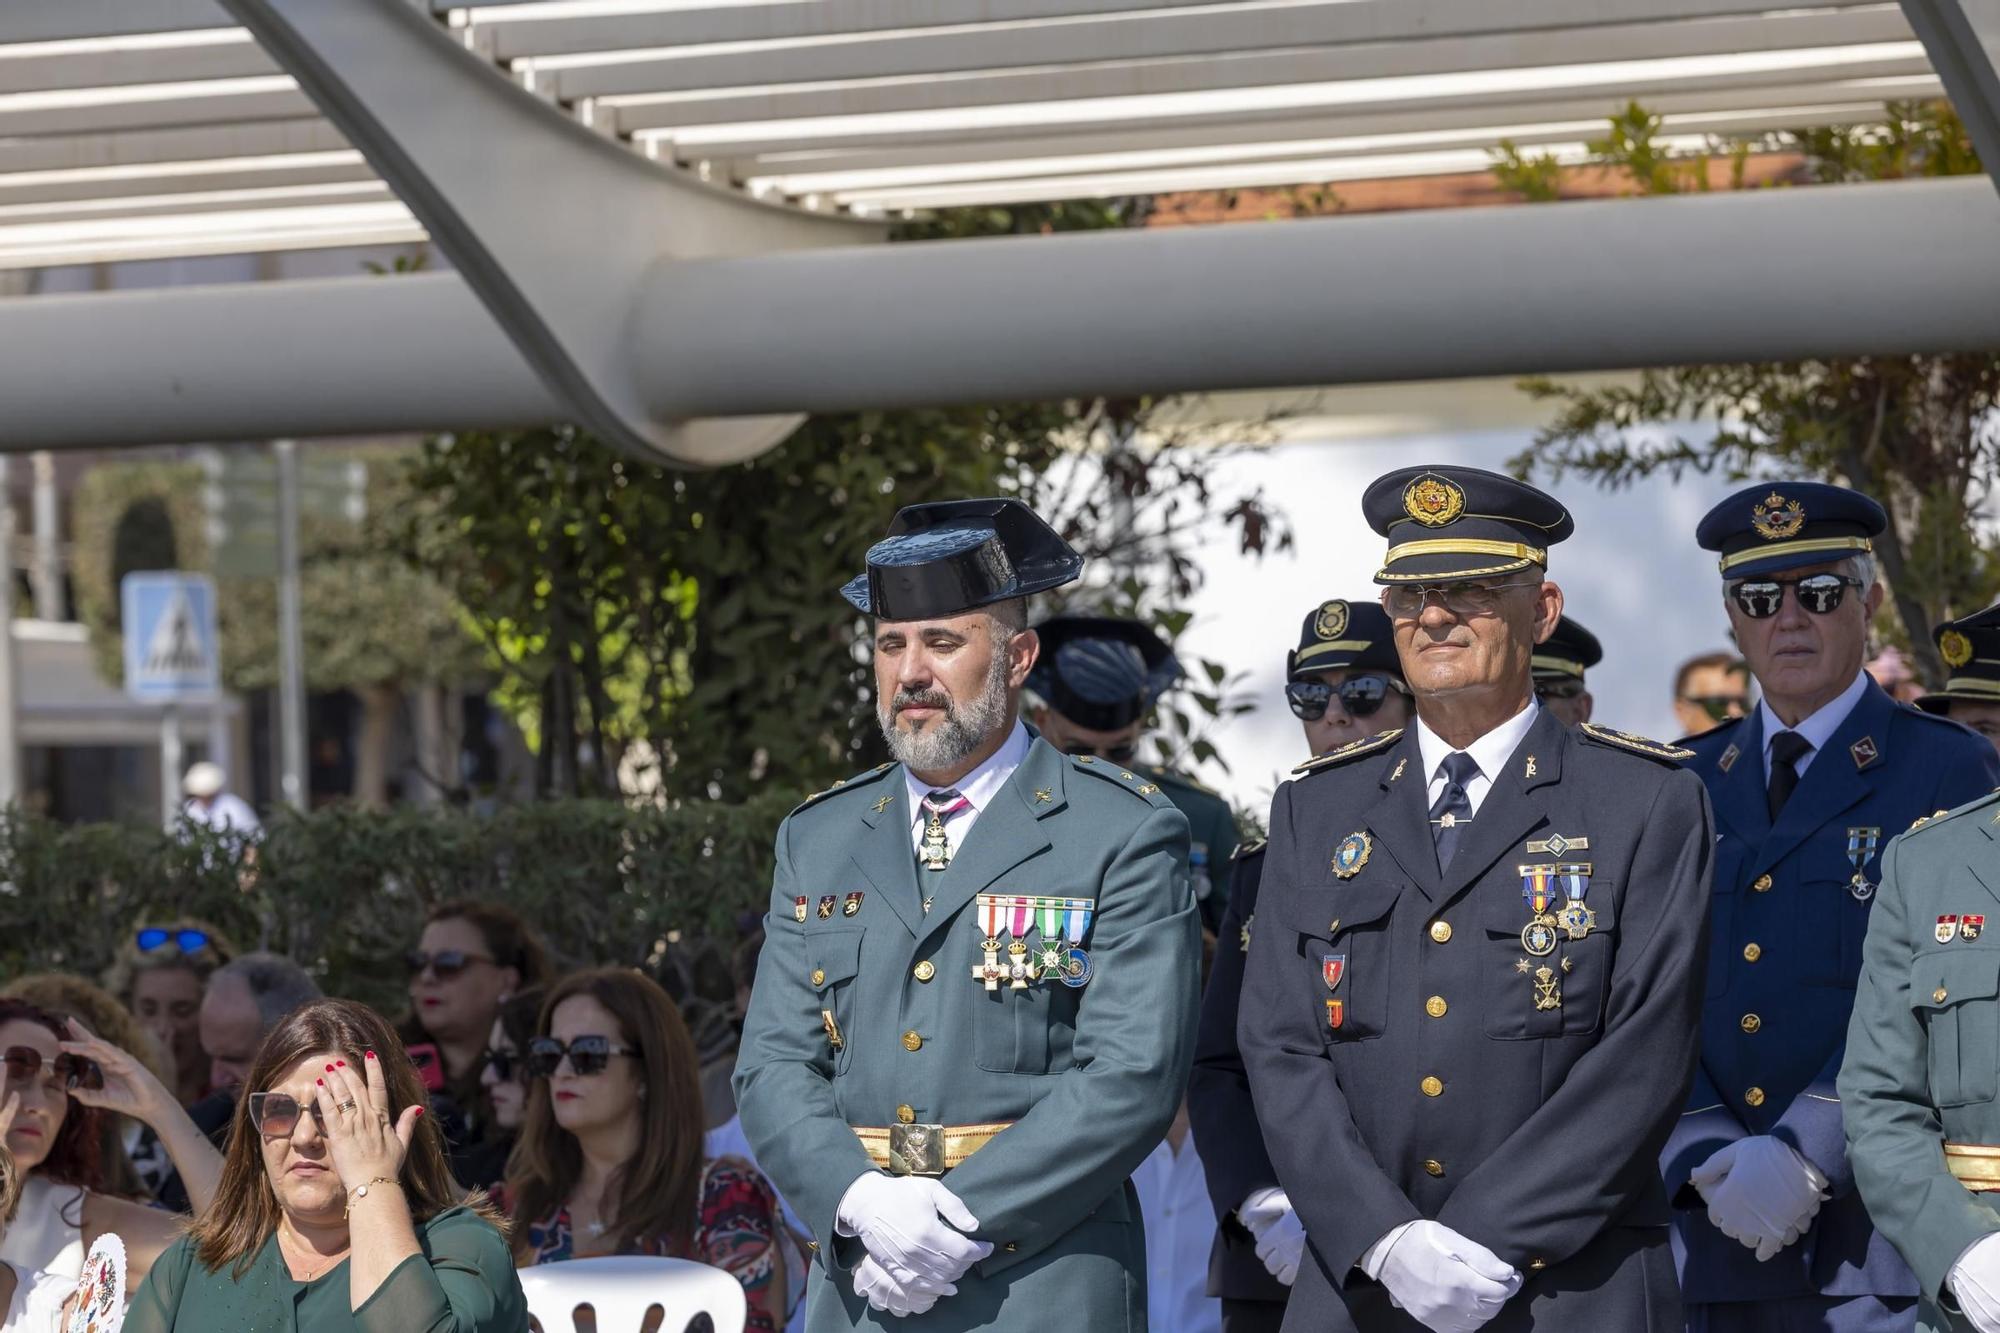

{"left": 879, "top": 651, "right": 1015, "bottom": 774}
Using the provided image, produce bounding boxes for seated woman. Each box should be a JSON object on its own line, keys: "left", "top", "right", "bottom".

{"left": 105, "top": 921, "right": 237, "bottom": 1110}
{"left": 124, "top": 998, "right": 526, "bottom": 1333}
{"left": 505, "top": 968, "right": 786, "bottom": 1333}
{"left": 455, "top": 988, "right": 543, "bottom": 1191}
{"left": 0, "top": 999, "right": 215, "bottom": 1288}
{"left": 0, "top": 1096, "right": 67, "bottom": 1333}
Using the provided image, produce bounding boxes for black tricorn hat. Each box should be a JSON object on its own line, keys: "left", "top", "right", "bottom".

{"left": 841, "top": 497, "right": 1083, "bottom": 621}
{"left": 1919, "top": 602, "right": 2000, "bottom": 716}
{"left": 1027, "top": 615, "right": 1183, "bottom": 732}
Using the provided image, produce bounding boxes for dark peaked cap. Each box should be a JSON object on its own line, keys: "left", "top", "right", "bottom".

{"left": 1362, "top": 464, "right": 1573, "bottom": 584}
{"left": 1920, "top": 602, "right": 2000, "bottom": 715}
{"left": 841, "top": 497, "right": 1083, "bottom": 621}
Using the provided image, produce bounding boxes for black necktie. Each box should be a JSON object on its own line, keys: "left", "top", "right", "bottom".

{"left": 1767, "top": 730, "right": 1812, "bottom": 819}
{"left": 1430, "top": 751, "right": 1480, "bottom": 871}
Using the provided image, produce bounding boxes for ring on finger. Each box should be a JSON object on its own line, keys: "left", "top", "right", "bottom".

{"left": 337, "top": 1099, "right": 359, "bottom": 1112}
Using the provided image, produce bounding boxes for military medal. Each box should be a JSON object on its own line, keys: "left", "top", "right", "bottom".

{"left": 844, "top": 891, "right": 864, "bottom": 917}
{"left": 1522, "top": 918, "right": 1559, "bottom": 957}
{"left": 1033, "top": 938, "right": 1067, "bottom": 979}
{"left": 1939, "top": 915, "right": 1962, "bottom": 945}
{"left": 1058, "top": 947, "right": 1093, "bottom": 988}
{"left": 919, "top": 790, "right": 970, "bottom": 871}
{"left": 973, "top": 897, "right": 1007, "bottom": 990}
{"left": 817, "top": 895, "right": 836, "bottom": 920}
{"left": 1057, "top": 896, "right": 1094, "bottom": 987}
{"left": 1519, "top": 865, "right": 1562, "bottom": 955}
{"left": 1332, "top": 831, "right": 1372, "bottom": 879}
{"left": 1553, "top": 863, "right": 1596, "bottom": 940}
{"left": 1845, "top": 827, "right": 1881, "bottom": 902}
{"left": 793, "top": 896, "right": 808, "bottom": 923}
{"left": 1532, "top": 965, "right": 1561, "bottom": 1012}
{"left": 1006, "top": 940, "right": 1033, "bottom": 990}
{"left": 1966, "top": 915, "right": 1987, "bottom": 942}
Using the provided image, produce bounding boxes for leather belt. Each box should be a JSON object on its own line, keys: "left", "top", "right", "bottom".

{"left": 1946, "top": 1142, "right": 2000, "bottom": 1191}
{"left": 853, "top": 1121, "right": 1013, "bottom": 1176}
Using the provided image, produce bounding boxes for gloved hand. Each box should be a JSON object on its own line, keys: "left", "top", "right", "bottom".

{"left": 1691, "top": 1137, "right": 1829, "bottom": 1262}
{"left": 852, "top": 1254, "right": 947, "bottom": 1318}
{"left": 1239, "top": 1188, "right": 1307, "bottom": 1287}
{"left": 1367, "top": 1220, "right": 1522, "bottom": 1333}
{"left": 1950, "top": 1233, "right": 2000, "bottom": 1333}
{"left": 836, "top": 1172, "right": 994, "bottom": 1286}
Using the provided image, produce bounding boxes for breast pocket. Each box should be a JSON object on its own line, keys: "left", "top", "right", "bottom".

{"left": 1481, "top": 886, "right": 1618, "bottom": 1040}
{"left": 1277, "top": 882, "right": 1399, "bottom": 1043}
{"left": 1912, "top": 950, "right": 2000, "bottom": 1107}
{"left": 807, "top": 928, "right": 864, "bottom": 1075}
{"left": 1802, "top": 842, "right": 1870, "bottom": 988}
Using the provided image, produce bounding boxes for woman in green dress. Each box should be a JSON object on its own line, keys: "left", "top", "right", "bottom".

{"left": 125, "top": 998, "right": 527, "bottom": 1332}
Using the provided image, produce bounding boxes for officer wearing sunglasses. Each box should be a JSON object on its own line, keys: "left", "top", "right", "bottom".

{"left": 1189, "top": 596, "right": 1410, "bottom": 1332}
{"left": 1026, "top": 614, "right": 1238, "bottom": 933}
{"left": 1669, "top": 481, "right": 2000, "bottom": 1333}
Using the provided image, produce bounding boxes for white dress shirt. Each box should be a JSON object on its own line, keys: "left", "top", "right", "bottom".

{"left": 1758, "top": 669, "right": 1870, "bottom": 783}
{"left": 1415, "top": 698, "right": 1543, "bottom": 817}
{"left": 1132, "top": 1131, "right": 1223, "bottom": 1333}
{"left": 904, "top": 720, "right": 1032, "bottom": 858}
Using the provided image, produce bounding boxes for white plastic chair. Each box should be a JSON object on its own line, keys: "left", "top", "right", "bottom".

{"left": 520, "top": 1256, "right": 748, "bottom": 1333}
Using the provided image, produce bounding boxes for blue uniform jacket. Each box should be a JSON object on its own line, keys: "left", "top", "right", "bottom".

{"left": 1665, "top": 679, "right": 2000, "bottom": 1305}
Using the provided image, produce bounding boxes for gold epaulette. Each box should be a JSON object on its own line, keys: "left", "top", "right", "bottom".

{"left": 1578, "top": 723, "right": 1695, "bottom": 763}
{"left": 1292, "top": 729, "right": 1403, "bottom": 776}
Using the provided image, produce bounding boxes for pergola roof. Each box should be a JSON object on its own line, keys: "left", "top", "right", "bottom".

{"left": 0, "top": 0, "right": 1940, "bottom": 270}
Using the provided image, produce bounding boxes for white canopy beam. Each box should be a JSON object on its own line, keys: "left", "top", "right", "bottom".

{"left": 0, "top": 0, "right": 230, "bottom": 46}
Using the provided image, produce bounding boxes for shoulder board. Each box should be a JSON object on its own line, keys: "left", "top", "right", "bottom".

{"left": 791, "top": 761, "right": 896, "bottom": 814}
{"left": 1232, "top": 838, "right": 1268, "bottom": 862}
{"left": 1069, "top": 754, "right": 1176, "bottom": 805}
{"left": 1293, "top": 729, "right": 1403, "bottom": 776}
{"left": 1906, "top": 788, "right": 2000, "bottom": 836}
{"left": 1577, "top": 723, "right": 1695, "bottom": 764}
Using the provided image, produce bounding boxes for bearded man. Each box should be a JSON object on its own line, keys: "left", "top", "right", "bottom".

{"left": 735, "top": 497, "right": 1201, "bottom": 1331}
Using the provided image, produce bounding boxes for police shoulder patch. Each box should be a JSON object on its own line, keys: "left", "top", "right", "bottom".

{"left": 790, "top": 761, "right": 896, "bottom": 814}
{"left": 1578, "top": 723, "right": 1696, "bottom": 764}
{"left": 1293, "top": 729, "right": 1404, "bottom": 776}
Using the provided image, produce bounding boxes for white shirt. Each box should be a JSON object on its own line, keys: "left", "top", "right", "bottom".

{"left": 0, "top": 1263, "right": 66, "bottom": 1333}
{"left": 182, "top": 792, "right": 262, "bottom": 840}
{"left": 1415, "top": 699, "right": 1543, "bottom": 817}
{"left": 1131, "top": 1133, "right": 1222, "bottom": 1333}
{"left": 903, "top": 721, "right": 1032, "bottom": 858}
{"left": 1758, "top": 669, "right": 1871, "bottom": 783}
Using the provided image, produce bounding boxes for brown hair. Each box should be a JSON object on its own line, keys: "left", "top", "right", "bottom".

{"left": 0, "top": 998, "right": 103, "bottom": 1194}
{"left": 188, "top": 998, "right": 484, "bottom": 1277}
{"left": 504, "top": 969, "right": 704, "bottom": 1257}
{"left": 423, "top": 900, "right": 553, "bottom": 988}
{"left": 102, "top": 917, "right": 236, "bottom": 1005}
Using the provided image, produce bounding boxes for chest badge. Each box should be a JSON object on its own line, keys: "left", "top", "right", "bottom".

{"left": 1966, "top": 915, "right": 1987, "bottom": 943}
{"left": 1527, "top": 833, "right": 1589, "bottom": 856}
{"left": 817, "top": 895, "right": 836, "bottom": 920}
{"left": 1322, "top": 954, "right": 1346, "bottom": 991}
{"left": 1332, "top": 832, "right": 1373, "bottom": 879}
{"left": 844, "top": 891, "right": 864, "bottom": 917}
{"left": 1939, "top": 915, "right": 1962, "bottom": 945}
{"left": 793, "top": 896, "right": 808, "bottom": 923}
{"left": 1532, "top": 965, "right": 1562, "bottom": 1012}
{"left": 1845, "top": 827, "right": 1882, "bottom": 902}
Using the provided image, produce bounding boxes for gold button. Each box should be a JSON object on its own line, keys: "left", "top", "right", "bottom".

{"left": 902, "top": 1030, "right": 923, "bottom": 1052}
{"left": 1740, "top": 1014, "right": 1762, "bottom": 1034}
{"left": 1529, "top": 1258, "right": 1547, "bottom": 1271}
{"left": 1423, "top": 1159, "right": 1445, "bottom": 1177}
{"left": 1742, "top": 943, "right": 1762, "bottom": 963}
{"left": 1936, "top": 986, "right": 1950, "bottom": 1004}
{"left": 811, "top": 968, "right": 826, "bottom": 986}
{"left": 1425, "top": 996, "right": 1448, "bottom": 1018}
{"left": 913, "top": 960, "right": 936, "bottom": 982}
{"left": 808, "top": 1240, "right": 819, "bottom": 1253}
{"left": 1004, "top": 1243, "right": 1018, "bottom": 1253}
{"left": 1421, "top": 1076, "right": 1444, "bottom": 1097}
{"left": 1745, "top": 1086, "right": 1765, "bottom": 1107}
{"left": 1752, "top": 874, "right": 1773, "bottom": 893}
{"left": 1429, "top": 921, "right": 1453, "bottom": 944}
{"left": 896, "top": 1104, "right": 915, "bottom": 1124}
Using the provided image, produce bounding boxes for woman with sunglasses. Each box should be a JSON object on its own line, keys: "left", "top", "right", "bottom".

{"left": 104, "top": 921, "right": 235, "bottom": 1111}
{"left": 458, "top": 988, "right": 545, "bottom": 1192}
{"left": 124, "top": 997, "right": 526, "bottom": 1333}
{"left": 0, "top": 999, "right": 204, "bottom": 1290}
{"left": 1280, "top": 598, "right": 1415, "bottom": 758}
{"left": 504, "top": 968, "right": 787, "bottom": 1332}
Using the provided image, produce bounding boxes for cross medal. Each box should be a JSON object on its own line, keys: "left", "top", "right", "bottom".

{"left": 920, "top": 790, "right": 968, "bottom": 871}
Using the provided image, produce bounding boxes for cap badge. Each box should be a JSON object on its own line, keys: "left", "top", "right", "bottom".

{"left": 1751, "top": 490, "right": 1806, "bottom": 541}
{"left": 1314, "top": 600, "right": 1350, "bottom": 641}
{"left": 1943, "top": 629, "right": 1975, "bottom": 669}
{"left": 1402, "top": 476, "right": 1466, "bottom": 528}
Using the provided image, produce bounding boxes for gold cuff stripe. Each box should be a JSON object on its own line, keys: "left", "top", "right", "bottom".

{"left": 853, "top": 1122, "right": 1012, "bottom": 1171}
{"left": 1295, "top": 639, "right": 1375, "bottom": 663}
{"left": 1385, "top": 538, "right": 1549, "bottom": 566}
{"left": 1717, "top": 536, "right": 1873, "bottom": 575}
{"left": 1947, "top": 1142, "right": 2000, "bottom": 1191}
{"left": 1531, "top": 656, "right": 1586, "bottom": 678}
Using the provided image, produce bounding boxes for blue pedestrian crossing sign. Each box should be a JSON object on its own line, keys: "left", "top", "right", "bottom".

{"left": 121, "top": 572, "right": 220, "bottom": 702}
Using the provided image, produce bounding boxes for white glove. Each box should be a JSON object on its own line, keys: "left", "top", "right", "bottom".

{"left": 1366, "top": 1220, "right": 1523, "bottom": 1333}
{"left": 1239, "top": 1188, "right": 1307, "bottom": 1287}
{"left": 852, "top": 1254, "right": 947, "bottom": 1318}
{"left": 1691, "top": 1137, "right": 1829, "bottom": 1263}
{"left": 836, "top": 1172, "right": 994, "bottom": 1286}
{"left": 1951, "top": 1233, "right": 2000, "bottom": 1333}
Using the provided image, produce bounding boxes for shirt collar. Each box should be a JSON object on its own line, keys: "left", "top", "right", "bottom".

{"left": 905, "top": 719, "right": 1033, "bottom": 822}
{"left": 1757, "top": 668, "right": 1870, "bottom": 760}
{"left": 1415, "top": 696, "right": 1542, "bottom": 786}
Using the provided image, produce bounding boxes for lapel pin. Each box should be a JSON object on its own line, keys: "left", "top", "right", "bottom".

{"left": 1524, "top": 756, "right": 1538, "bottom": 779}
{"left": 1851, "top": 736, "right": 1880, "bottom": 768}
{"left": 872, "top": 794, "right": 893, "bottom": 814}
{"left": 1035, "top": 788, "right": 1053, "bottom": 803}
{"left": 1390, "top": 757, "right": 1408, "bottom": 783}
{"left": 1527, "top": 834, "right": 1589, "bottom": 856}
{"left": 1718, "top": 744, "right": 1740, "bottom": 774}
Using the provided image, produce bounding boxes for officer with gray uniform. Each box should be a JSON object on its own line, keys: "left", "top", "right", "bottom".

{"left": 734, "top": 498, "right": 1201, "bottom": 1331}
{"left": 1240, "top": 464, "right": 1713, "bottom": 1332}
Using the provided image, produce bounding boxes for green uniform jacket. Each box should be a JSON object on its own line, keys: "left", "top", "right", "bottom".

{"left": 1136, "top": 765, "right": 1238, "bottom": 934}
{"left": 1841, "top": 790, "right": 2000, "bottom": 1331}
{"left": 734, "top": 736, "right": 1200, "bottom": 1331}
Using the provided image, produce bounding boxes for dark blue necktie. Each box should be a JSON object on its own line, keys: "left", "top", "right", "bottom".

{"left": 1767, "top": 730, "right": 1812, "bottom": 819}
{"left": 1430, "top": 751, "right": 1479, "bottom": 871}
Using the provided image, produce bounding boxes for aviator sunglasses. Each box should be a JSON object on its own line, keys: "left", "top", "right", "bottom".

{"left": 247, "top": 1090, "right": 327, "bottom": 1137}
{"left": 2, "top": 1046, "right": 103, "bottom": 1093}
{"left": 1728, "top": 573, "right": 1865, "bottom": 620}
{"left": 526, "top": 1035, "right": 639, "bottom": 1078}
{"left": 1286, "top": 674, "right": 1410, "bottom": 722}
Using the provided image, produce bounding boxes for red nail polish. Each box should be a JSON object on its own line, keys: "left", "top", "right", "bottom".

{"left": 325, "top": 1064, "right": 334, "bottom": 1071}
{"left": 317, "top": 1078, "right": 324, "bottom": 1086}
{"left": 365, "top": 1051, "right": 376, "bottom": 1060}
{"left": 414, "top": 1107, "right": 425, "bottom": 1118}
{"left": 336, "top": 1061, "right": 346, "bottom": 1068}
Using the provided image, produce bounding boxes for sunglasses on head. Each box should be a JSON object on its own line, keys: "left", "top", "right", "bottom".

{"left": 247, "top": 1090, "right": 327, "bottom": 1137}
{"left": 2, "top": 1047, "right": 103, "bottom": 1093}
{"left": 404, "top": 949, "right": 494, "bottom": 980}
{"left": 137, "top": 927, "right": 210, "bottom": 955}
{"left": 1682, "top": 693, "right": 1750, "bottom": 724}
{"left": 1534, "top": 678, "right": 1586, "bottom": 703}
{"left": 526, "top": 1035, "right": 639, "bottom": 1078}
{"left": 1728, "top": 573, "right": 1864, "bottom": 620}
{"left": 1286, "top": 675, "right": 1409, "bottom": 721}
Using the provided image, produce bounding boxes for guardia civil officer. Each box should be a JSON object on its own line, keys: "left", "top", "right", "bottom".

{"left": 1530, "top": 616, "right": 1600, "bottom": 727}
{"left": 1026, "top": 614, "right": 1239, "bottom": 931}
{"left": 1239, "top": 465, "right": 1713, "bottom": 1332}
{"left": 1918, "top": 605, "right": 2000, "bottom": 754}
{"left": 733, "top": 498, "right": 1201, "bottom": 1331}
{"left": 1665, "top": 482, "right": 2000, "bottom": 1333}
{"left": 1188, "top": 598, "right": 1412, "bottom": 1332}
{"left": 1843, "top": 789, "right": 2000, "bottom": 1333}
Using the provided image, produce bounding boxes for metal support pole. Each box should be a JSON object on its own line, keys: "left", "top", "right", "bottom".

{"left": 160, "top": 703, "right": 183, "bottom": 829}
{"left": 275, "top": 439, "right": 307, "bottom": 813}
{"left": 0, "top": 457, "right": 20, "bottom": 808}
{"left": 29, "top": 452, "right": 61, "bottom": 622}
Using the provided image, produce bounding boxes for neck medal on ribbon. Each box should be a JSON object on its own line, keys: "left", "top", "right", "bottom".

{"left": 1846, "top": 827, "right": 1881, "bottom": 902}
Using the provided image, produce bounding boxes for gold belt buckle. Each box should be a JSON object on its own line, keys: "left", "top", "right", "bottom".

{"left": 889, "top": 1122, "right": 948, "bottom": 1176}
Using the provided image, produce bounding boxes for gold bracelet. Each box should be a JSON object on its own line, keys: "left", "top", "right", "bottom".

{"left": 344, "top": 1177, "right": 403, "bottom": 1219}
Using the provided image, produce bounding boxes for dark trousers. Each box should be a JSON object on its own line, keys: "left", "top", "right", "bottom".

{"left": 1222, "top": 1297, "right": 1289, "bottom": 1333}
{"left": 1685, "top": 1295, "right": 1917, "bottom": 1333}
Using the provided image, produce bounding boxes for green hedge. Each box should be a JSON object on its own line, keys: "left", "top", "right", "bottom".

{"left": 0, "top": 797, "right": 797, "bottom": 1014}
